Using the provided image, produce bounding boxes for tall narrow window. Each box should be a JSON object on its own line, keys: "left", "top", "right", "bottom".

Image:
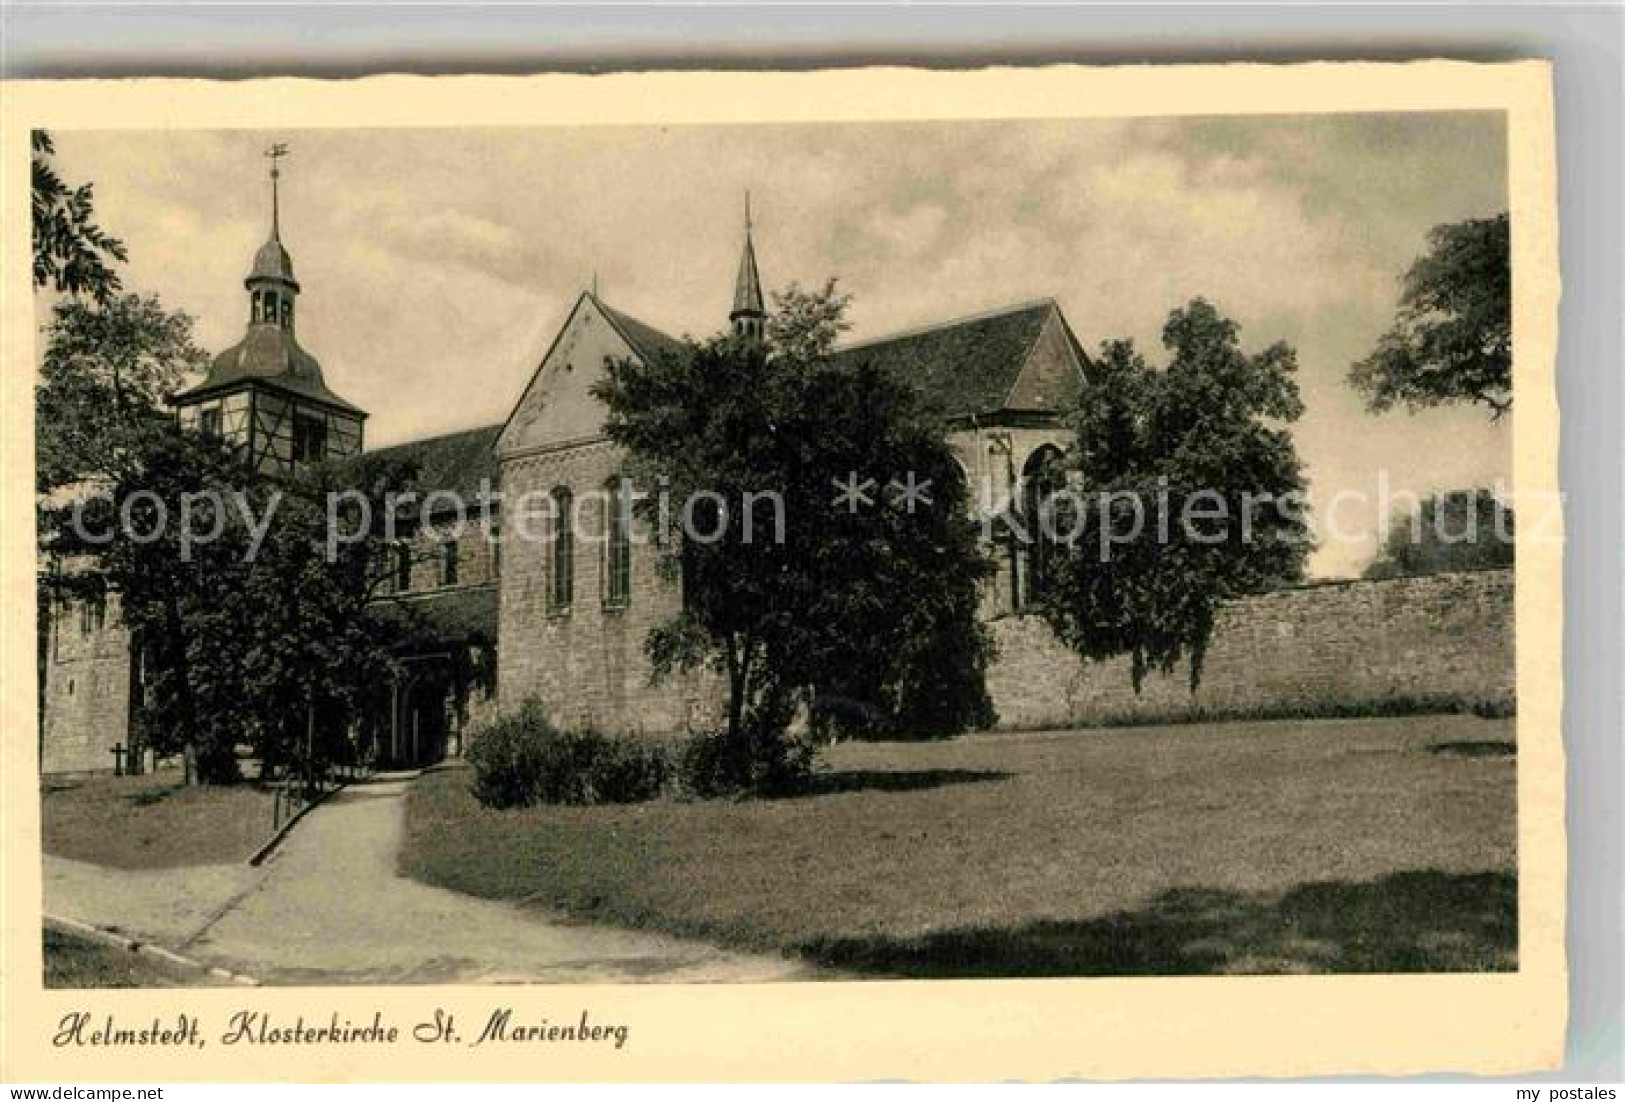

{"left": 395, "top": 544, "right": 412, "bottom": 593}
{"left": 1020, "top": 479, "right": 1045, "bottom": 608}
{"left": 442, "top": 539, "right": 459, "bottom": 587}
{"left": 603, "top": 477, "right": 632, "bottom": 608}
{"left": 549, "top": 487, "right": 574, "bottom": 613}
{"left": 1019, "top": 446, "right": 1064, "bottom": 609}
{"left": 292, "top": 409, "right": 327, "bottom": 463}
{"left": 198, "top": 406, "right": 223, "bottom": 439}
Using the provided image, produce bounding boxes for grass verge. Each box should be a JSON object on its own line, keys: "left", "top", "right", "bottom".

{"left": 42, "top": 772, "right": 276, "bottom": 869}
{"left": 402, "top": 714, "right": 1517, "bottom": 977}
{"left": 43, "top": 925, "right": 205, "bottom": 988}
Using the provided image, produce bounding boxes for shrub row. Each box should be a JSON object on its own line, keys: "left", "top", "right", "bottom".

{"left": 464, "top": 700, "right": 815, "bottom": 809}
{"left": 465, "top": 702, "right": 668, "bottom": 808}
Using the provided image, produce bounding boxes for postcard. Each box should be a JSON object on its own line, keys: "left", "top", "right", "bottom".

{"left": 2, "top": 61, "right": 1563, "bottom": 1081}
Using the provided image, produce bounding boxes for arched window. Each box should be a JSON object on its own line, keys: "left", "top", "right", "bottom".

{"left": 603, "top": 477, "right": 632, "bottom": 608}
{"left": 549, "top": 487, "right": 574, "bottom": 613}
{"left": 1019, "top": 445, "right": 1065, "bottom": 609}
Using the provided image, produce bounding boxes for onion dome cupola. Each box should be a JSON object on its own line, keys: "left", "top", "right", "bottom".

{"left": 729, "top": 193, "right": 766, "bottom": 342}
{"left": 171, "top": 144, "right": 367, "bottom": 477}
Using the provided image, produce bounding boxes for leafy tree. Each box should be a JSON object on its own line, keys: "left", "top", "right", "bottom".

{"left": 229, "top": 456, "right": 416, "bottom": 787}
{"left": 1364, "top": 488, "right": 1514, "bottom": 579}
{"left": 41, "top": 422, "right": 252, "bottom": 783}
{"left": 30, "top": 142, "right": 404, "bottom": 785}
{"left": 766, "top": 278, "right": 852, "bottom": 363}
{"left": 36, "top": 293, "right": 208, "bottom": 492}
{"left": 1040, "top": 299, "right": 1310, "bottom": 692}
{"left": 36, "top": 293, "right": 412, "bottom": 783}
{"left": 42, "top": 425, "right": 413, "bottom": 785}
{"left": 36, "top": 292, "right": 206, "bottom": 770}
{"left": 1350, "top": 212, "right": 1511, "bottom": 419}
{"left": 594, "top": 282, "right": 994, "bottom": 783}
{"left": 32, "top": 131, "right": 127, "bottom": 302}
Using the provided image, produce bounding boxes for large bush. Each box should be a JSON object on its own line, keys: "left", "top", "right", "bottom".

{"left": 466, "top": 702, "right": 668, "bottom": 809}
{"left": 673, "top": 724, "right": 816, "bottom": 801}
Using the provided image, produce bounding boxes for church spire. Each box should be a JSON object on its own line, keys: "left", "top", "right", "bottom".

{"left": 730, "top": 192, "right": 765, "bottom": 341}
{"left": 246, "top": 142, "right": 299, "bottom": 329}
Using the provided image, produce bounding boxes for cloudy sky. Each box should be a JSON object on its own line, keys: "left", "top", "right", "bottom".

{"left": 50, "top": 113, "right": 1507, "bottom": 577}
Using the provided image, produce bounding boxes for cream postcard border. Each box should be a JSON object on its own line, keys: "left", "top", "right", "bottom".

{"left": 0, "top": 61, "right": 1563, "bottom": 1082}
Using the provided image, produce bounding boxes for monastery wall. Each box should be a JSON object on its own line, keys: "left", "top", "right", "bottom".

{"left": 986, "top": 568, "right": 1516, "bottom": 730}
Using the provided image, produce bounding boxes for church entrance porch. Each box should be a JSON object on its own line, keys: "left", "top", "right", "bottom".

{"left": 362, "top": 585, "right": 498, "bottom": 770}
{"left": 379, "top": 658, "right": 455, "bottom": 769}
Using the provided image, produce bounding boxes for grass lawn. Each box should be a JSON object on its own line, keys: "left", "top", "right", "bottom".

{"left": 43, "top": 925, "right": 208, "bottom": 988}
{"left": 41, "top": 772, "right": 276, "bottom": 869}
{"left": 402, "top": 714, "right": 1516, "bottom": 978}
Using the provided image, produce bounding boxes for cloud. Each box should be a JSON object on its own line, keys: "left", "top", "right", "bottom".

{"left": 47, "top": 113, "right": 1510, "bottom": 577}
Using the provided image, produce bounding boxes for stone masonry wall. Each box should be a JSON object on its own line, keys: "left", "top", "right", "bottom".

{"left": 986, "top": 568, "right": 1515, "bottom": 730}
{"left": 498, "top": 440, "right": 712, "bottom": 736}
{"left": 40, "top": 595, "right": 133, "bottom": 774}
{"left": 390, "top": 516, "right": 499, "bottom": 595}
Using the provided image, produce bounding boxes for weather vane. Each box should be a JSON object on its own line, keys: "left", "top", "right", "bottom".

{"left": 264, "top": 143, "right": 290, "bottom": 238}
{"left": 265, "top": 142, "right": 290, "bottom": 176}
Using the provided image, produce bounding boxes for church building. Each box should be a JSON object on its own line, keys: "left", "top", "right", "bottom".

{"left": 491, "top": 210, "right": 1087, "bottom": 738}
{"left": 38, "top": 165, "right": 1089, "bottom": 774}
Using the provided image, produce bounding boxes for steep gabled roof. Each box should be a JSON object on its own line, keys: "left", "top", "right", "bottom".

{"left": 595, "top": 296, "right": 688, "bottom": 364}
{"left": 831, "top": 298, "right": 1079, "bottom": 421}
{"left": 495, "top": 291, "right": 690, "bottom": 456}
{"left": 366, "top": 423, "right": 502, "bottom": 501}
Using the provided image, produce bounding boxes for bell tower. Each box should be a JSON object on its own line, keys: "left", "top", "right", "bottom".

{"left": 170, "top": 144, "right": 367, "bottom": 476}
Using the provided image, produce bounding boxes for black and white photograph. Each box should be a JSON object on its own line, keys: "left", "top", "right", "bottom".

{"left": 31, "top": 107, "right": 1531, "bottom": 987}
{"left": 3, "top": 58, "right": 1572, "bottom": 1083}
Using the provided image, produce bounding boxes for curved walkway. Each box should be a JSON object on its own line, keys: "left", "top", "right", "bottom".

{"left": 46, "top": 772, "right": 816, "bottom": 986}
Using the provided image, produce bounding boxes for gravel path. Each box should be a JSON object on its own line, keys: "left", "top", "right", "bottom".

{"left": 46, "top": 771, "right": 816, "bottom": 986}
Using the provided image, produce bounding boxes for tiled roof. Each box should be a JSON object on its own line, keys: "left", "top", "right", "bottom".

{"left": 580, "top": 295, "right": 1077, "bottom": 423}
{"left": 732, "top": 232, "right": 764, "bottom": 318}
{"left": 370, "top": 583, "right": 497, "bottom": 648}
{"left": 595, "top": 297, "right": 689, "bottom": 364}
{"left": 173, "top": 325, "right": 365, "bottom": 416}
{"left": 832, "top": 299, "right": 1066, "bottom": 421}
{"left": 366, "top": 424, "right": 502, "bottom": 502}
